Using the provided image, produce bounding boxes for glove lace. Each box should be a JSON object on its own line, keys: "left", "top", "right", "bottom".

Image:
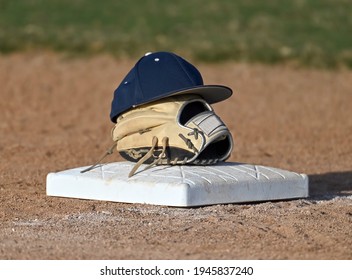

{"left": 187, "top": 128, "right": 202, "bottom": 140}
{"left": 128, "top": 136, "right": 168, "bottom": 177}
{"left": 80, "top": 143, "right": 117, "bottom": 173}
{"left": 178, "top": 133, "right": 199, "bottom": 154}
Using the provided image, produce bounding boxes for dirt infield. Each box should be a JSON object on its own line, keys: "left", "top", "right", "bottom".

{"left": 0, "top": 53, "right": 351, "bottom": 259}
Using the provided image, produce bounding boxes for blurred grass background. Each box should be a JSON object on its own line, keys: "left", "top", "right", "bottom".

{"left": 0, "top": 0, "right": 351, "bottom": 68}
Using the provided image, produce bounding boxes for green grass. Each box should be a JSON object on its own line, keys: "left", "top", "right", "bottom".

{"left": 1, "top": 0, "right": 352, "bottom": 68}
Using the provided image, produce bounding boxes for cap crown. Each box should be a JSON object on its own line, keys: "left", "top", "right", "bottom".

{"left": 110, "top": 51, "right": 231, "bottom": 122}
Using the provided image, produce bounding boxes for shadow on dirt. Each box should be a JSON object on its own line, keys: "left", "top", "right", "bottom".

{"left": 308, "top": 171, "right": 352, "bottom": 200}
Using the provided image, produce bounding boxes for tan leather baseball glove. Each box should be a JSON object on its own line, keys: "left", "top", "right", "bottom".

{"left": 111, "top": 94, "right": 233, "bottom": 177}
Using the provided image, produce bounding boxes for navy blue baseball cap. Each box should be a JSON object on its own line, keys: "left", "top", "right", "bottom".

{"left": 110, "top": 51, "right": 232, "bottom": 122}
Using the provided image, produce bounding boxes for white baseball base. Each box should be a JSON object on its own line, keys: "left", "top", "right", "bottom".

{"left": 46, "top": 162, "right": 308, "bottom": 207}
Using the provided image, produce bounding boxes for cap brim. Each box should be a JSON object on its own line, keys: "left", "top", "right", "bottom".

{"left": 112, "top": 85, "right": 233, "bottom": 123}
{"left": 166, "top": 85, "right": 233, "bottom": 104}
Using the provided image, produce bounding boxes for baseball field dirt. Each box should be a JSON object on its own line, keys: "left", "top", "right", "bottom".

{"left": 0, "top": 53, "right": 351, "bottom": 259}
